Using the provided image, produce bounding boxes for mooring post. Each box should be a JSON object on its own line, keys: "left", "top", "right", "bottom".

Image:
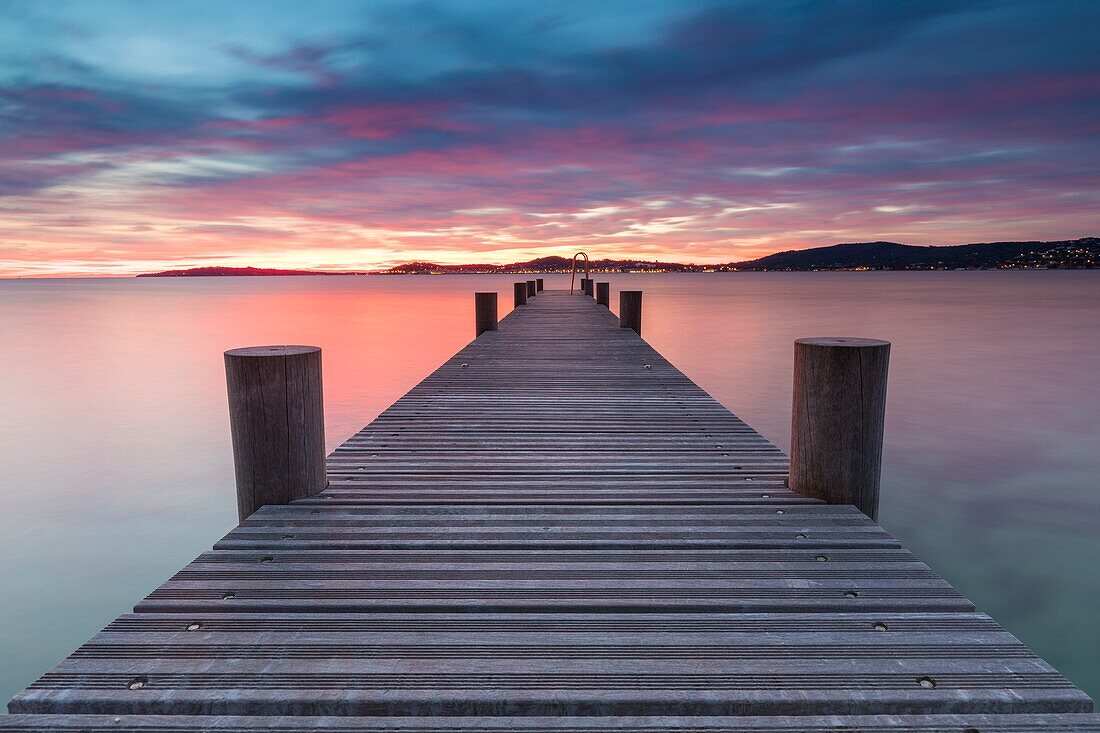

{"left": 596, "top": 282, "right": 610, "bottom": 307}
{"left": 579, "top": 277, "right": 589, "bottom": 294}
{"left": 583, "top": 279, "right": 594, "bottom": 297}
{"left": 513, "top": 282, "right": 528, "bottom": 307}
{"left": 536, "top": 278, "right": 544, "bottom": 292}
{"left": 619, "top": 290, "right": 642, "bottom": 334}
{"left": 526, "top": 280, "right": 536, "bottom": 298}
{"left": 789, "top": 337, "right": 891, "bottom": 520}
{"left": 474, "top": 292, "right": 498, "bottom": 337}
{"left": 224, "top": 346, "right": 326, "bottom": 521}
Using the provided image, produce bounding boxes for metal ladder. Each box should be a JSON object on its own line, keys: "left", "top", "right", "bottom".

{"left": 569, "top": 251, "right": 589, "bottom": 294}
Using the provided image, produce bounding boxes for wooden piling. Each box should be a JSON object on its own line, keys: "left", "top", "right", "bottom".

{"left": 596, "top": 282, "right": 609, "bottom": 306}
{"left": 224, "top": 346, "right": 326, "bottom": 521}
{"left": 526, "top": 280, "right": 536, "bottom": 298}
{"left": 619, "top": 290, "right": 642, "bottom": 334}
{"left": 474, "top": 292, "right": 498, "bottom": 337}
{"left": 536, "top": 278, "right": 544, "bottom": 292}
{"left": 513, "top": 282, "right": 528, "bottom": 307}
{"left": 789, "top": 337, "right": 891, "bottom": 520}
{"left": 583, "top": 279, "right": 594, "bottom": 297}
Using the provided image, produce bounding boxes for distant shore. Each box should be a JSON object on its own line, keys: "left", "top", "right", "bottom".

{"left": 137, "top": 237, "right": 1098, "bottom": 277}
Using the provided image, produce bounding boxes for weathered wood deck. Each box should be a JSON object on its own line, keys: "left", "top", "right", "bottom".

{"left": 5, "top": 290, "right": 1096, "bottom": 730}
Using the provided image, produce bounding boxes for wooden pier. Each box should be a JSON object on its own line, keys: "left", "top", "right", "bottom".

{"left": 5, "top": 289, "right": 1097, "bottom": 731}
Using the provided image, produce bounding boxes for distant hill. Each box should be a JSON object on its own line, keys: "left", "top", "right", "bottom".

{"left": 382, "top": 256, "right": 693, "bottom": 274}
{"left": 136, "top": 237, "right": 1098, "bottom": 277}
{"left": 731, "top": 237, "right": 1099, "bottom": 270}
{"left": 137, "top": 266, "right": 364, "bottom": 277}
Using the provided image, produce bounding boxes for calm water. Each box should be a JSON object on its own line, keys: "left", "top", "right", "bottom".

{"left": 1, "top": 272, "right": 1098, "bottom": 704}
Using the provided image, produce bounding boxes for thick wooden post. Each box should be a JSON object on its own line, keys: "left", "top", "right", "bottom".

{"left": 583, "top": 279, "right": 594, "bottom": 297}
{"left": 536, "top": 278, "right": 544, "bottom": 292}
{"left": 579, "top": 277, "right": 589, "bottom": 294}
{"left": 526, "top": 280, "right": 536, "bottom": 298}
{"left": 596, "top": 282, "right": 610, "bottom": 307}
{"left": 513, "top": 282, "right": 528, "bottom": 307}
{"left": 619, "top": 290, "right": 642, "bottom": 334}
{"left": 225, "top": 346, "right": 326, "bottom": 521}
{"left": 789, "top": 337, "right": 891, "bottom": 520}
{"left": 474, "top": 292, "right": 498, "bottom": 337}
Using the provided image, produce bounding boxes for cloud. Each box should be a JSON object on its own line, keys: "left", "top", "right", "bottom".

{"left": 0, "top": 0, "right": 1097, "bottom": 275}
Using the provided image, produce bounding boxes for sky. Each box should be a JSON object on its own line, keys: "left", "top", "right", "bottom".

{"left": 0, "top": 0, "right": 1098, "bottom": 276}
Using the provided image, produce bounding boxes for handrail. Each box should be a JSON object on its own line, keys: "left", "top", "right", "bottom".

{"left": 569, "top": 252, "right": 590, "bottom": 294}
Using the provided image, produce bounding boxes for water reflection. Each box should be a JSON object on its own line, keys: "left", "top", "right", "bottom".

{"left": 0, "top": 272, "right": 1097, "bottom": 702}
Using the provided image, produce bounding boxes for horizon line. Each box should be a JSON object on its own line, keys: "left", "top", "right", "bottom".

{"left": 2, "top": 234, "right": 1096, "bottom": 280}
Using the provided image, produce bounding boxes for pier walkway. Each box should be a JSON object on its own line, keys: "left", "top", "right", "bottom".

{"left": 5, "top": 290, "right": 1096, "bottom": 730}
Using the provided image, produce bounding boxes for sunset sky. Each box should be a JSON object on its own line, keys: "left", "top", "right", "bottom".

{"left": 1, "top": 0, "right": 1098, "bottom": 276}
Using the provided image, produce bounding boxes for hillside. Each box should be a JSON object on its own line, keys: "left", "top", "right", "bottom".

{"left": 382, "top": 256, "right": 693, "bottom": 274}
{"left": 137, "top": 266, "right": 364, "bottom": 277}
{"left": 732, "top": 238, "right": 1098, "bottom": 270}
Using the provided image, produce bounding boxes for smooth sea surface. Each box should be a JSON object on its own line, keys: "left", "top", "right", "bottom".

{"left": 1, "top": 272, "right": 1098, "bottom": 705}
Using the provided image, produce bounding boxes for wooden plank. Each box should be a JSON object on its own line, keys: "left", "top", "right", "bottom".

{"left": 5, "top": 714, "right": 1100, "bottom": 731}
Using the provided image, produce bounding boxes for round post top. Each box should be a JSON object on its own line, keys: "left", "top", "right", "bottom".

{"left": 795, "top": 337, "right": 890, "bottom": 348}
{"left": 225, "top": 345, "right": 321, "bottom": 358}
